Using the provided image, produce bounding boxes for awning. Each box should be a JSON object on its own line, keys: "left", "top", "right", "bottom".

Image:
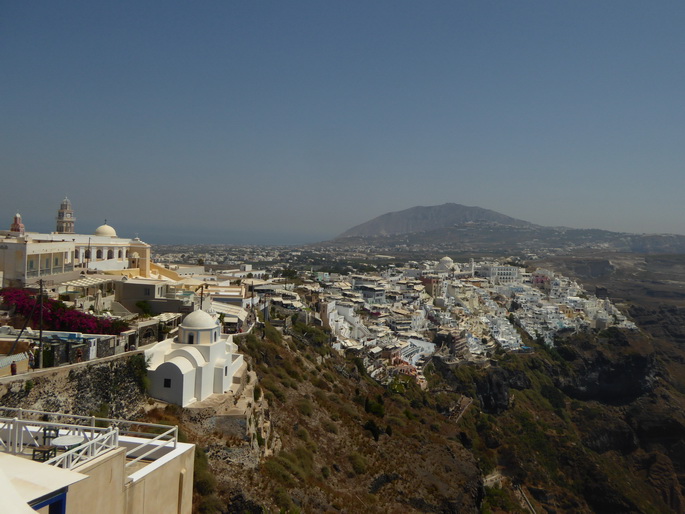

{"left": 61, "top": 277, "right": 113, "bottom": 288}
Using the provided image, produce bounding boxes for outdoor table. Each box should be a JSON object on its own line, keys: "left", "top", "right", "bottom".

{"left": 51, "top": 435, "right": 85, "bottom": 450}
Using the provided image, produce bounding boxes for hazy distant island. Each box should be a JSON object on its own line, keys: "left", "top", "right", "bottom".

{"left": 328, "top": 202, "right": 685, "bottom": 256}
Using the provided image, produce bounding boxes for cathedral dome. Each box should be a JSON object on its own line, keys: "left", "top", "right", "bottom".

{"left": 94, "top": 223, "right": 117, "bottom": 237}
{"left": 182, "top": 309, "right": 216, "bottom": 330}
{"left": 437, "top": 256, "right": 454, "bottom": 271}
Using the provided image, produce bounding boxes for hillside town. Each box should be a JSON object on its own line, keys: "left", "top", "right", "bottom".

{"left": 0, "top": 199, "right": 638, "bottom": 512}
{"left": 0, "top": 200, "right": 636, "bottom": 388}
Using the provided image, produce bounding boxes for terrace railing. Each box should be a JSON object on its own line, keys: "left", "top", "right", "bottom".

{"left": 0, "top": 407, "right": 178, "bottom": 471}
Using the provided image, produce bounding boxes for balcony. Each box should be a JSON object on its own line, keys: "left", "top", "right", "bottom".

{"left": 0, "top": 407, "right": 178, "bottom": 472}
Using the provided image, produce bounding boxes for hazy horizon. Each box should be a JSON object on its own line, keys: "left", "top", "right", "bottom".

{"left": 3, "top": 2, "right": 685, "bottom": 244}
{"left": 13, "top": 200, "right": 684, "bottom": 247}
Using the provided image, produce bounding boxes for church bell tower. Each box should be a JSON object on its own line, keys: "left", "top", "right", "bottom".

{"left": 56, "top": 197, "right": 75, "bottom": 234}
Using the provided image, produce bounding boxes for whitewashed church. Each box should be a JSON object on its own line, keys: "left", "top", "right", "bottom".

{"left": 145, "top": 309, "right": 245, "bottom": 407}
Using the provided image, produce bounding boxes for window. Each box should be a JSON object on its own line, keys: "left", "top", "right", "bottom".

{"left": 163, "top": 378, "right": 171, "bottom": 388}
{"left": 118, "top": 249, "right": 123, "bottom": 258}
{"left": 96, "top": 249, "right": 103, "bottom": 259}
{"left": 144, "top": 288, "right": 151, "bottom": 296}
{"left": 107, "top": 249, "right": 114, "bottom": 259}
{"left": 224, "top": 366, "right": 227, "bottom": 376}
{"left": 188, "top": 334, "right": 194, "bottom": 344}
{"left": 84, "top": 250, "right": 91, "bottom": 259}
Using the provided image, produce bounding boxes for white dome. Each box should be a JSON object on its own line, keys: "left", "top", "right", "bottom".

{"left": 436, "top": 256, "right": 454, "bottom": 271}
{"left": 182, "top": 310, "right": 216, "bottom": 329}
{"left": 94, "top": 224, "right": 117, "bottom": 237}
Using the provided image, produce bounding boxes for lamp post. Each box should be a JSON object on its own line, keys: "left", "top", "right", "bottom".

{"left": 38, "top": 279, "right": 44, "bottom": 369}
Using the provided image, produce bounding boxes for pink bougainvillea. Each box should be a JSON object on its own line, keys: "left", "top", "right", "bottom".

{"left": 0, "top": 288, "right": 129, "bottom": 335}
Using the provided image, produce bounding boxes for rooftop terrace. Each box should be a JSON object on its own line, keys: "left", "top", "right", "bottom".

{"left": 0, "top": 407, "right": 179, "bottom": 474}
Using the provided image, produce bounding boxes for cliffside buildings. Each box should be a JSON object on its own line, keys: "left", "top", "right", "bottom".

{"left": 309, "top": 256, "right": 635, "bottom": 384}
{"left": 0, "top": 200, "right": 151, "bottom": 288}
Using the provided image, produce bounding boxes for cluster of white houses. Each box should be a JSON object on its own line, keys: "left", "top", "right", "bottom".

{"left": 0, "top": 199, "right": 248, "bottom": 407}
{"left": 308, "top": 255, "right": 636, "bottom": 383}
{"left": 0, "top": 199, "right": 256, "bottom": 511}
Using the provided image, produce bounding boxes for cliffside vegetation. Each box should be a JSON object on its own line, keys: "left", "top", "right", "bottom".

{"left": 427, "top": 328, "right": 685, "bottom": 513}
{"left": 165, "top": 314, "right": 685, "bottom": 513}
{"left": 181, "top": 323, "right": 483, "bottom": 513}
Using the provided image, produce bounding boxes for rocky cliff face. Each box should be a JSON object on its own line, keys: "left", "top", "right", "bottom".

{"left": 475, "top": 366, "right": 531, "bottom": 414}
{"left": 552, "top": 332, "right": 658, "bottom": 405}
{"left": 0, "top": 354, "right": 148, "bottom": 419}
{"left": 427, "top": 326, "right": 685, "bottom": 513}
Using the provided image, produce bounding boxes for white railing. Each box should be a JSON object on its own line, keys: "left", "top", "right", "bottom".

{"left": 0, "top": 407, "right": 178, "bottom": 471}
{"left": 123, "top": 424, "right": 178, "bottom": 469}
{"left": 46, "top": 428, "right": 119, "bottom": 469}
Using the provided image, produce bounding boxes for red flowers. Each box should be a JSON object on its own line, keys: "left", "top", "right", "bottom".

{"left": 0, "top": 288, "right": 129, "bottom": 335}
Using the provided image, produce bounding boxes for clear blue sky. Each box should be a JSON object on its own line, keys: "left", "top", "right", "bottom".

{"left": 2, "top": 1, "right": 684, "bottom": 244}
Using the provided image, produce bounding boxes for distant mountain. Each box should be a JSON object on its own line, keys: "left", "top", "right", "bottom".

{"left": 337, "top": 203, "right": 536, "bottom": 239}
{"left": 331, "top": 203, "right": 685, "bottom": 255}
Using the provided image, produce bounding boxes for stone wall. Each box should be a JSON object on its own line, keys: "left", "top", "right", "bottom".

{"left": 0, "top": 353, "right": 148, "bottom": 420}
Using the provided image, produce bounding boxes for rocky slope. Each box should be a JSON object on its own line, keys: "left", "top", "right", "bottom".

{"left": 426, "top": 326, "right": 685, "bottom": 513}
{"left": 180, "top": 324, "right": 484, "bottom": 513}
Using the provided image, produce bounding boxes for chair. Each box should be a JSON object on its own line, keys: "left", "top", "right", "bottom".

{"left": 32, "top": 445, "right": 56, "bottom": 462}
{"left": 42, "top": 426, "right": 59, "bottom": 445}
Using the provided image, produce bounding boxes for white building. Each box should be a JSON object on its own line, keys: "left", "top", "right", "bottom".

{"left": 0, "top": 202, "right": 152, "bottom": 288}
{"left": 145, "top": 309, "right": 245, "bottom": 407}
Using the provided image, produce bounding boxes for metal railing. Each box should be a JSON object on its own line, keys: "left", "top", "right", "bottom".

{"left": 0, "top": 407, "right": 178, "bottom": 471}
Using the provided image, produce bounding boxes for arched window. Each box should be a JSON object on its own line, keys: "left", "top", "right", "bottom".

{"left": 107, "top": 249, "right": 114, "bottom": 259}
{"left": 188, "top": 333, "right": 194, "bottom": 345}
{"left": 213, "top": 331, "right": 217, "bottom": 342}
{"left": 84, "top": 250, "right": 91, "bottom": 259}
{"left": 96, "top": 249, "right": 103, "bottom": 259}
{"left": 118, "top": 249, "right": 123, "bottom": 258}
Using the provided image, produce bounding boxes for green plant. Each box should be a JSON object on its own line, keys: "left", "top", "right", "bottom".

{"left": 127, "top": 353, "right": 150, "bottom": 392}
{"left": 194, "top": 447, "right": 217, "bottom": 496}
{"left": 363, "top": 419, "right": 383, "bottom": 441}
{"left": 296, "top": 398, "right": 314, "bottom": 417}
{"left": 322, "top": 419, "right": 339, "bottom": 434}
{"left": 348, "top": 452, "right": 367, "bottom": 475}
{"left": 89, "top": 403, "right": 110, "bottom": 428}
{"left": 135, "top": 300, "right": 153, "bottom": 316}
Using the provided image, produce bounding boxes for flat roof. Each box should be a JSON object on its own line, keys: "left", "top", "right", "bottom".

{"left": 0, "top": 453, "right": 87, "bottom": 508}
